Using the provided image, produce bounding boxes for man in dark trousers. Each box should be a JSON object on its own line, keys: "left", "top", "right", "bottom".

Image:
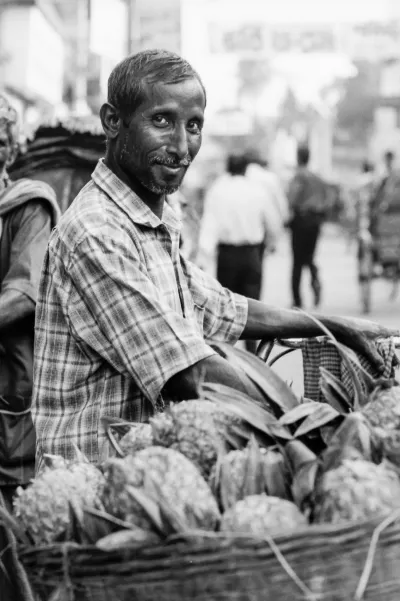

{"left": 288, "top": 145, "right": 328, "bottom": 309}
{"left": 198, "top": 153, "right": 278, "bottom": 352}
{"left": 0, "top": 95, "right": 60, "bottom": 601}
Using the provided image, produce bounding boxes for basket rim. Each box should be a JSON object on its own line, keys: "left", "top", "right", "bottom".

{"left": 19, "top": 510, "right": 400, "bottom": 561}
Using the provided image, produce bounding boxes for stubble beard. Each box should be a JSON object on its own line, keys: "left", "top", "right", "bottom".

{"left": 120, "top": 136, "right": 183, "bottom": 196}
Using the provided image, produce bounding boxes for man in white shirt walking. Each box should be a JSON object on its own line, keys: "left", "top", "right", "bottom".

{"left": 198, "top": 153, "right": 278, "bottom": 352}
{"left": 245, "top": 152, "right": 289, "bottom": 229}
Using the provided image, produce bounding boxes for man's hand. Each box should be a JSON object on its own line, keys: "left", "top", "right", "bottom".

{"left": 324, "top": 315, "right": 399, "bottom": 373}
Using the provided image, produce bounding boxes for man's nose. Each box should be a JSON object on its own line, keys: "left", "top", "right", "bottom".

{"left": 167, "top": 123, "right": 189, "bottom": 159}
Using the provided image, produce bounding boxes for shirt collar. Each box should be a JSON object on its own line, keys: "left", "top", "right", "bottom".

{"left": 92, "top": 159, "right": 181, "bottom": 232}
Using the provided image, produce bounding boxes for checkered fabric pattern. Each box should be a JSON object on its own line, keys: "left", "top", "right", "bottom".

{"left": 302, "top": 337, "right": 399, "bottom": 403}
{"left": 32, "top": 160, "right": 248, "bottom": 466}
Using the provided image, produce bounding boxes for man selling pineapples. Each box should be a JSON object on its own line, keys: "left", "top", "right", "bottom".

{"left": 32, "top": 50, "right": 397, "bottom": 468}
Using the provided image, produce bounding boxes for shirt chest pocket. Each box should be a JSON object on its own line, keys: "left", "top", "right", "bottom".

{"left": 189, "top": 288, "right": 208, "bottom": 335}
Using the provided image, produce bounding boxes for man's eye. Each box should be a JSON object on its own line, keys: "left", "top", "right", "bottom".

{"left": 187, "top": 121, "right": 202, "bottom": 134}
{"left": 153, "top": 115, "right": 169, "bottom": 127}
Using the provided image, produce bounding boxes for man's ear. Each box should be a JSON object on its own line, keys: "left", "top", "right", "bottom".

{"left": 100, "top": 103, "right": 121, "bottom": 140}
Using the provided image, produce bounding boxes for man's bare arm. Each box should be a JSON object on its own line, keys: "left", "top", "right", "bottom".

{"left": 242, "top": 298, "right": 399, "bottom": 371}
{"left": 0, "top": 289, "right": 35, "bottom": 332}
{"left": 164, "top": 354, "right": 268, "bottom": 404}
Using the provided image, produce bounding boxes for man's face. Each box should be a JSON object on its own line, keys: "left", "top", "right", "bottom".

{"left": 0, "top": 124, "right": 14, "bottom": 170}
{"left": 116, "top": 77, "right": 206, "bottom": 195}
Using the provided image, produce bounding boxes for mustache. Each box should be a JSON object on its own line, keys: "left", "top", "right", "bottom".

{"left": 150, "top": 155, "right": 192, "bottom": 168}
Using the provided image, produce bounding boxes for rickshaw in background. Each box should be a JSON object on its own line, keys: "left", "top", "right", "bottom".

{"left": 357, "top": 169, "right": 400, "bottom": 314}
{"left": 9, "top": 115, "right": 106, "bottom": 213}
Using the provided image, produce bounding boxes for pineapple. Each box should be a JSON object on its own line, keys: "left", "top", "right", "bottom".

{"left": 150, "top": 400, "right": 227, "bottom": 479}
{"left": 119, "top": 400, "right": 243, "bottom": 480}
{"left": 211, "top": 439, "right": 290, "bottom": 510}
{"left": 221, "top": 494, "right": 307, "bottom": 536}
{"left": 313, "top": 458, "right": 400, "bottom": 524}
{"left": 362, "top": 381, "right": 400, "bottom": 431}
{"left": 119, "top": 423, "right": 153, "bottom": 454}
{"left": 13, "top": 457, "right": 105, "bottom": 544}
{"left": 102, "top": 446, "right": 220, "bottom": 534}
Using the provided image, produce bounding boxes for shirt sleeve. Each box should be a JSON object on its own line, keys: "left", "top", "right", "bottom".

{"left": 183, "top": 258, "right": 248, "bottom": 343}
{"left": 65, "top": 234, "right": 216, "bottom": 404}
{"left": 1, "top": 200, "right": 52, "bottom": 302}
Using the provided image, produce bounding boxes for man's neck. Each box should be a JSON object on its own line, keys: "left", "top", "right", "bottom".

{"left": 104, "top": 154, "right": 165, "bottom": 220}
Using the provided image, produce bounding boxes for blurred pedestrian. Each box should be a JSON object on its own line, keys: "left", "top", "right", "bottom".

{"left": 0, "top": 95, "right": 59, "bottom": 601}
{"left": 198, "top": 153, "right": 278, "bottom": 352}
{"left": 287, "top": 145, "right": 329, "bottom": 309}
{"left": 245, "top": 151, "right": 289, "bottom": 230}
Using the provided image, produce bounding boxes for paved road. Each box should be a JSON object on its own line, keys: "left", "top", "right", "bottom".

{"left": 258, "top": 224, "right": 400, "bottom": 395}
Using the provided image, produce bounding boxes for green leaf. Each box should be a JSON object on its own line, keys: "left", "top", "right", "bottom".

{"left": 278, "top": 402, "right": 319, "bottom": 425}
{"left": 284, "top": 440, "right": 317, "bottom": 476}
{"left": 203, "top": 383, "right": 293, "bottom": 441}
{"left": 0, "top": 505, "right": 31, "bottom": 545}
{"left": 263, "top": 450, "right": 292, "bottom": 500}
{"left": 125, "top": 485, "right": 165, "bottom": 535}
{"left": 96, "top": 528, "right": 160, "bottom": 551}
{"left": 294, "top": 404, "right": 340, "bottom": 437}
{"left": 242, "top": 436, "right": 265, "bottom": 498}
{"left": 291, "top": 461, "right": 319, "bottom": 510}
{"left": 319, "top": 366, "right": 353, "bottom": 413}
{"left": 321, "top": 412, "right": 375, "bottom": 471}
{"left": 144, "top": 475, "right": 193, "bottom": 534}
{"left": 211, "top": 342, "right": 300, "bottom": 414}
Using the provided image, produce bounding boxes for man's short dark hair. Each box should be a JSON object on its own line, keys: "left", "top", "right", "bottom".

{"left": 107, "top": 49, "right": 206, "bottom": 119}
{"left": 297, "top": 145, "right": 310, "bottom": 166}
{"left": 227, "top": 154, "right": 248, "bottom": 176}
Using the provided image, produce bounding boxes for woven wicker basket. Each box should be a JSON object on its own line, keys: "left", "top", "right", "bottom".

{"left": 19, "top": 513, "right": 400, "bottom": 601}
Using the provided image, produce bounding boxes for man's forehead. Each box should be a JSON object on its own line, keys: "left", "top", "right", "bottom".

{"left": 140, "top": 78, "right": 205, "bottom": 108}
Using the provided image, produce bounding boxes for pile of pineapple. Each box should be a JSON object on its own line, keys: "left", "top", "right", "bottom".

{"left": 9, "top": 347, "right": 400, "bottom": 550}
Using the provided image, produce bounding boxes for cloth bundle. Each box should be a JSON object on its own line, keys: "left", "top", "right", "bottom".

{"left": 302, "top": 337, "right": 399, "bottom": 403}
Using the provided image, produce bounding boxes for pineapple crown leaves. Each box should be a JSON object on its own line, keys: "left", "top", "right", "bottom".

{"left": 102, "top": 416, "right": 138, "bottom": 457}
{"left": 262, "top": 449, "right": 292, "bottom": 500}
{"left": 319, "top": 367, "right": 353, "bottom": 413}
{"left": 125, "top": 483, "right": 167, "bottom": 536}
{"left": 240, "top": 436, "right": 267, "bottom": 499}
{"left": 142, "top": 472, "right": 196, "bottom": 535}
{"left": 319, "top": 412, "right": 377, "bottom": 473}
{"left": 201, "top": 381, "right": 293, "bottom": 442}
{"left": 283, "top": 441, "right": 319, "bottom": 512}
{"left": 210, "top": 341, "right": 299, "bottom": 415}
{"left": 68, "top": 504, "right": 138, "bottom": 546}
{"left": 278, "top": 401, "right": 342, "bottom": 439}
{"left": 0, "top": 505, "right": 32, "bottom": 546}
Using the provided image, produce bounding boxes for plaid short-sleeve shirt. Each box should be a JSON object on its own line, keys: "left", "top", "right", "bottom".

{"left": 32, "top": 160, "right": 247, "bottom": 465}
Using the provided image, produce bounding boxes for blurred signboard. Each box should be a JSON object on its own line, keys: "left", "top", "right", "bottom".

{"left": 208, "top": 22, "right": 337, "bottom": 55}
{"left": 208, "top": 20, "right": 400, "bottom": 61}
{"left": 271, "top": 26, "right": 336, "bottom": 54}
{"left": 343, "top": 21, "right": 400, "bottom": 62}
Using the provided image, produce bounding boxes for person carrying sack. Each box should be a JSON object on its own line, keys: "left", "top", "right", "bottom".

{"left": 0, "top": 95, "right": 60, "bottom": 601}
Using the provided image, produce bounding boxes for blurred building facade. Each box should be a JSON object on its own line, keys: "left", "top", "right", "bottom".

{"left": 0, "top": 0, "right": 64, "bottom": 124}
